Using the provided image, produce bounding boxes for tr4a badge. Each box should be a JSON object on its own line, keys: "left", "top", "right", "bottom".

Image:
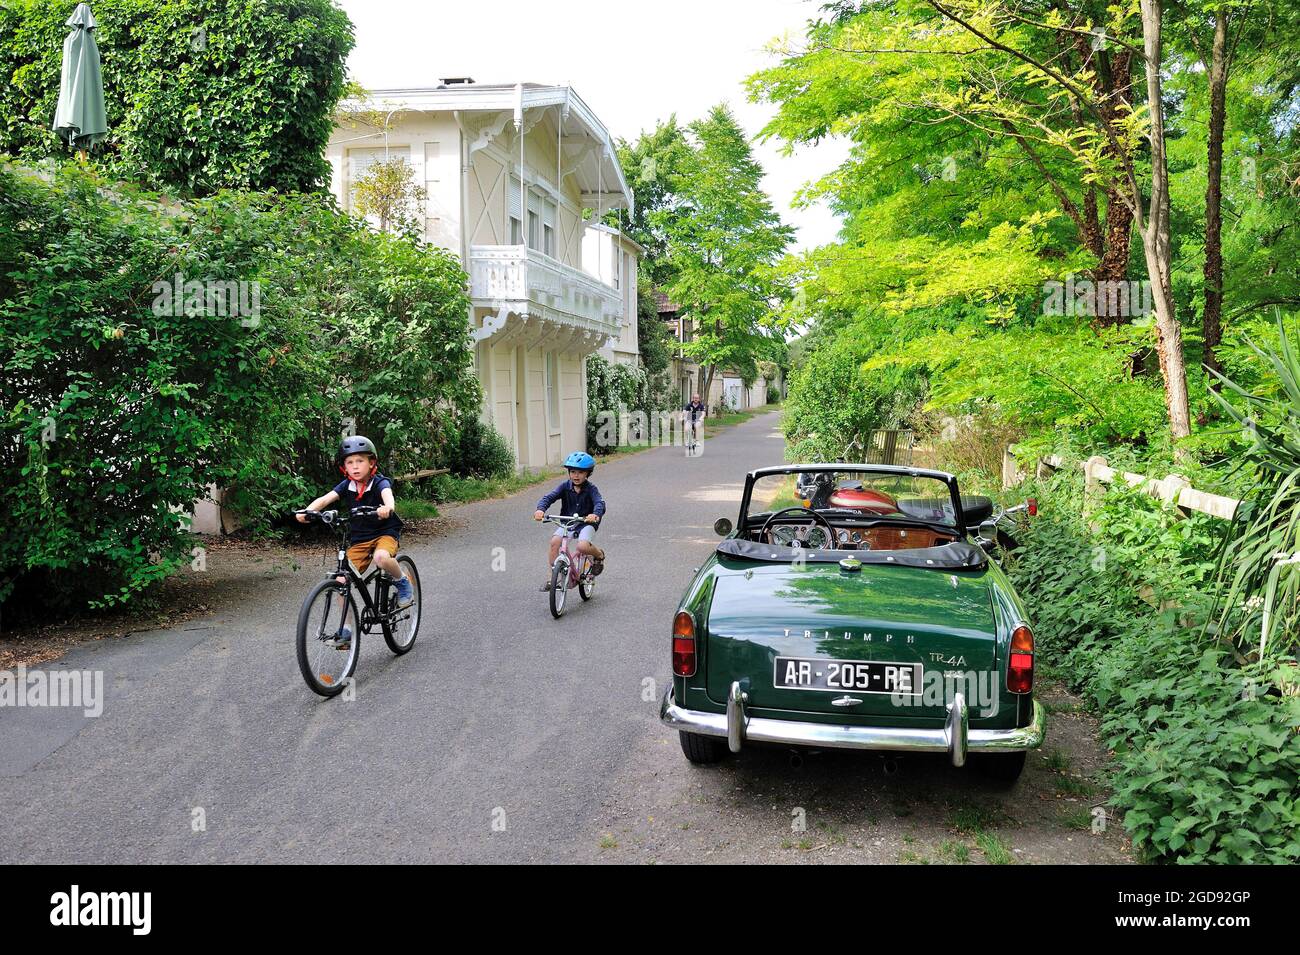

{"left": 929, "top": 652, "right": 968, "bottom": 666}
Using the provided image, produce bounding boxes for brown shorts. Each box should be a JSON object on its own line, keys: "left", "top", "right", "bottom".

{"left": 346, "top": 535, "right": 399, "bottom": 574}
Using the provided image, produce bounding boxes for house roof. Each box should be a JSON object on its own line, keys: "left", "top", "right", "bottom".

{"left": 337, "top": 82, "right": 632, "bottom": 213}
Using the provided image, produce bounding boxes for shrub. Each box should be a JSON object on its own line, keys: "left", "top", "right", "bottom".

{"left": 0, "top": 0, "right": 353, "bottom": 194}
{"left": 442, "top": 414, "right": 514, "bottom": 479}
{"left": 585, "top": 353, "right": 668, "bottom": 451}
{"left": 0, "top": 161, "right": 476, "bottom": 616}
{"left": 782, "top": 333, "right": 924, "bottom": 462}
{"left": 1007, "top": 468, "right": 1300, "bottom": 863}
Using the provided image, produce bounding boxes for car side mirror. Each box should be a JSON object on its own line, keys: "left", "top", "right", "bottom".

{"left": 977, "top": 518, "right": 998, "bottom": 549}
{"left": 714, "top": 517, "right": 733, "bottom": 537}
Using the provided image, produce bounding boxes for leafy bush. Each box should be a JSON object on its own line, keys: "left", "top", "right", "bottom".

{"left": 585, "top": 353, "right": 669, "bottom": 452}
{"left": 782, "top": 329, "right": 924, "bottom": 462}
{"left": 442, "top": 414, "right": 514, "bottom": 479}
{"left": 0, "top": 161, "right": 476, "bottom": 616}
{"left": 1007, "top": 468, "right": 1300, "bottom": 863}
{"left": 0, "top": 0, "right": 353, "bottom": 194}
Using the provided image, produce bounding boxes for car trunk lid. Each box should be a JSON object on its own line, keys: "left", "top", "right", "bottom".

{"left": 705, "top": 561, "right": 997, "bottom": 718}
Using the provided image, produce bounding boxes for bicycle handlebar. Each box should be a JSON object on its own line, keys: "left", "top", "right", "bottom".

{"left": 294, "top": 505, "right": 381, "bottom": 526}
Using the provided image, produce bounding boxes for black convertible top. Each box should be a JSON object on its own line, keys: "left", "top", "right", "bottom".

{"left": 716, "top": 538, "right": 988, "bottom": 570}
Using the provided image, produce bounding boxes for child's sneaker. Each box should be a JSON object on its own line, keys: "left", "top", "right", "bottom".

{"left": 324, "top": 626, "right": 352, "bottom": 650}
{"left": 394, "top": 577, "right": 415, "bottom": 607}
{"left": 539, "top": 579, "right": 553, "bottom": 592}
{"left": 590, "top": 557, "right": 605, "bottom": 577}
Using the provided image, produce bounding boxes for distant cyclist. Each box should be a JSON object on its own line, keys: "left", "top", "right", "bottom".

{"left": 683, "top": 394, "right": 706, "bottom": 450}
{"left": 533, "top": 451, "right": 606, "bottom": 591}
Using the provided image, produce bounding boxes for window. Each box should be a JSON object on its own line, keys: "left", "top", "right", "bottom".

{"left": 612, "top": 242, "right": 621, "bottom": 290}
{"left": 543, "top": 199, "right": 556, "bottom": 257}
{"left": 545, "top": 351, "right": 560, "bottom": 430}
{"left": 528, "top": 209, "right": 540, "bottom": 250}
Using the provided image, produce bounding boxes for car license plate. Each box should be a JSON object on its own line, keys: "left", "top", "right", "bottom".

{"left": 773, "top": 656, "right": 921, "bottom": 695}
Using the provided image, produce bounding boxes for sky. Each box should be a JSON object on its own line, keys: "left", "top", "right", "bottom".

{"left": 337, "top": 0, "right": 849, "bottom": 252}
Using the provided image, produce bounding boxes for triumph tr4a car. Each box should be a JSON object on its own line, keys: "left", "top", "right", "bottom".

{"left": 660, "top": 465, "right": 1045, "bottom": 784}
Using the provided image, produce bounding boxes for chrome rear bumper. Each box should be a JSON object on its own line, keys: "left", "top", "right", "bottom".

{"left": 660, "top": 683, "right": 1045, "bottom": 766}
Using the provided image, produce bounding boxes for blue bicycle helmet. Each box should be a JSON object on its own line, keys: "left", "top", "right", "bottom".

{"left": 564, "top": 450, "right": 596, "bottom": 472}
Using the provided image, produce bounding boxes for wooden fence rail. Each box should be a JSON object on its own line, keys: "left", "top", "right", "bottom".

{"left": 1003, "top": 448, "right": 1240, "bottom": 521}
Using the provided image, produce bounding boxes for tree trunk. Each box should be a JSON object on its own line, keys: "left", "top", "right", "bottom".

{"left": 1202, "top": 9, "right": 1229, "bottom": 379}
{"left": 1138, "top": 0, "right": 1192, "bottom": 444}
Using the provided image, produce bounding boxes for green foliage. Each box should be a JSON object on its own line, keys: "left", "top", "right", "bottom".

{"left": 782, "top": 323, "right": 925, "bottom": 462}
{"left": 0, "top": 160, "right": 476, "bottom": 615}
{"left": 629, "top": 107, "right": 790, "bottom": 394}
{"left": 0, "top": 0, "right": 354, "bottom": 194}
{"left": 441, "top": 413, "right": 514, "bottom": 480}
{"left": 1208, "top": 317, "right": 1300, "bottom": 657}
{"left": 352, "top": 156, "right": 427, "bottom": 237}
{"left": 1007, "top": 470, "right": 1300, "bottom": 863}
{"left": 585, "top": 353, "right": 670, "bottom": 452}
{"left": 867, "top": 320, "right": 1171, "bottom": 450}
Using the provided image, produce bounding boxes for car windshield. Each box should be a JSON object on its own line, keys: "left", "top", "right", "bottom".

{"left": 746, "top": 470, "right": 960, "bottom": 528}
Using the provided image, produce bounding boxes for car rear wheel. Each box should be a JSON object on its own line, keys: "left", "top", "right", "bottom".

{"left": 679, "top": 731, "right": 728, "bottom": 765}
{"left": 970, "top": 750, "right": 1027, "bottom": 786}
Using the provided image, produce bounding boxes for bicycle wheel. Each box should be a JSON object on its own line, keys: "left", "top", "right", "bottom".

{"left": 578, "top": 556, "right": 595, "bottom": 601}
{"left": 296, "top": 580, "right": 360, "bottom": 697}
{"left": 383, "top": 555, "right": 422, "bottom": 654}
{"left": 549, "top": 557, "right": 569, "bottom": 619}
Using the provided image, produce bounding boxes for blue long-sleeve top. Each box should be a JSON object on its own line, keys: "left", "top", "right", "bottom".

{"left": 536, "top": 479, "right": 606, "bottom": 521}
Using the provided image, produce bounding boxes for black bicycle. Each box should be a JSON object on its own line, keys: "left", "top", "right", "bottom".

{"left": 293, "top": 506, "right": 423, "bottom": 697}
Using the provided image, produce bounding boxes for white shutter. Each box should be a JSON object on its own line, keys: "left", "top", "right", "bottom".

{"left": 508, "top": 176, "right": 522, "bottom": 219}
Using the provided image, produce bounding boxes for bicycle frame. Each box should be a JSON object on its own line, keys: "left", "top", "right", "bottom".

{"left": 304, "top": 508, "right": 397, "bottom": 635}
{"left": 545, "top": 515, "right": 591, "bottom": 587}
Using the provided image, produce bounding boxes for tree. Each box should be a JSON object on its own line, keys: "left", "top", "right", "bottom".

{"left": 752, "top": 0, "right": 1194, "bottom": 445}
{"left": 0, "top": 0, "right": 354, "bottom": 194}
{"left": 616, "top": 117, "right": 694, "bottom": 287}
{"left": 658, "top": 104, "right": 794, "bottom": 402}
{"left": 352, "top": 156, "right": 427, "bottom": 237}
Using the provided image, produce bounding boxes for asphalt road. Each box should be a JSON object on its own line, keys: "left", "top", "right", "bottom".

{"left": 0, "top": 410, "right": 789, "bottom": 863}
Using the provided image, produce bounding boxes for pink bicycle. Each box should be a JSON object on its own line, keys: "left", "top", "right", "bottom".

{"left": 542, "top": 514, "right": 596, "bottom": 618}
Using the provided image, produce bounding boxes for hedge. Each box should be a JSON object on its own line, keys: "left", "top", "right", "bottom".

{"left": 0, "top": 161, "right": 477, "bottom": 616}
{"left": 0, "top": 0, "right": 353, "bottom": 194}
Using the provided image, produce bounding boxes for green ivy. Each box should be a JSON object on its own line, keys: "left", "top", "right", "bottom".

{"left": 0, "top": 0, "right": 353, "bottom": 195}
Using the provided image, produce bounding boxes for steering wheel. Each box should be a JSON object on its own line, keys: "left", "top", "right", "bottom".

{"left": 759, "top": 506, "right": 837, "bottom": 549}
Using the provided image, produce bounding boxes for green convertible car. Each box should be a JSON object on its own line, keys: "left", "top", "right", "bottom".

{"left": 660, "top": 464, "right": 1046, "bottom": 783}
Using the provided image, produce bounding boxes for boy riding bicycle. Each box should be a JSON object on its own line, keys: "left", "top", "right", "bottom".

{"left": 297, "top": 435, "right": 414, "bottom": 643}
{"left": 533, "top": 451, "right": 606, "bottom": 591}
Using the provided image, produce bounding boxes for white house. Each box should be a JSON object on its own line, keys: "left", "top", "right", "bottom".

{"left": 582, "top": 223, "right": 643, "bottom": 367}
{"left": 325, "top": 79, "right": 636, "bottom": 471}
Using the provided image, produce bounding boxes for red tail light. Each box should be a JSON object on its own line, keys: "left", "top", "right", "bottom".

{"left": 1026, "top": 497, "right": 1038, "bottom": 517}
{"left": 672, "top": 611, "right": 696, "bottom": 677}
{"left": 1007, "top": 624, "right": 1034, "bottom": 693}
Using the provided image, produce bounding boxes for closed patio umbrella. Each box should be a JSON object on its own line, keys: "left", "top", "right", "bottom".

{"left": 52, "top": 3, "right": 107, "bottom": 158}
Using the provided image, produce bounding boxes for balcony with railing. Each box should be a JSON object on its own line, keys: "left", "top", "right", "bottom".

{"left": 469, "top": 245, "right": 622, "bottom": 340}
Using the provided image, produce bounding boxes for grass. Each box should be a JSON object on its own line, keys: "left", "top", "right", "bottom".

{"left": 1058, "top": 807, "right": 1095, "bottom": 831}
{"left": 598, "top": 833, "right": 618, "bottom": 850}
{"left": 1043, "top": 748, "right": 1071, "bottom": 773}
{"left": 975, "top": 831, "right": 1015, "bottom": 865}
{"left": 1054, "top": 775, "right": 1097, "bottom": 798}
{"left": 949, "top": 803, "right": 1005, "bottom": 834}
{"left": 397, "top": 468, "right": 563, "bottom": 518}
{"left": 937, "top": 839, "right": 972, "bottom": 864}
